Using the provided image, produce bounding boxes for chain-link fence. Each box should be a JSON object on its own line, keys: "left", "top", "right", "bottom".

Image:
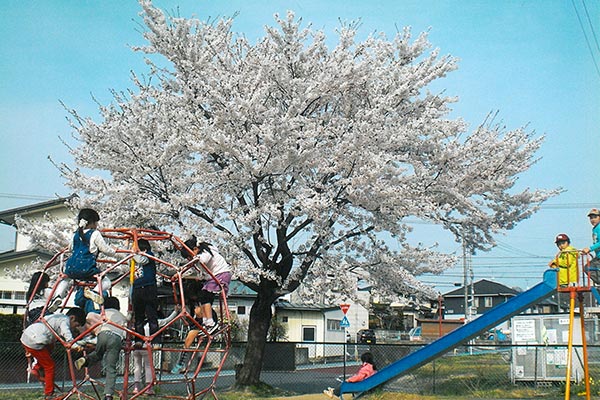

{"left": 1, "top": 341, "right": 598, "bottom": 398}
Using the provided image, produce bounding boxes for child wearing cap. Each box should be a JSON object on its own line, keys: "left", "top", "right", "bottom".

{"left": 583, "top": 208, "right": 600, "bottom": 283}
{"left": 548, "top": 233, "right": 578, "bottom": 287}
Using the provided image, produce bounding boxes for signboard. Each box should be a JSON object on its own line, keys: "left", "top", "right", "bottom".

{"left": 340, "top": 315, "right": 350, "bottom": 328}
{"left": 513, "top": 319, "right": 536, "bottom": 342}
{"left": 340, "top": 303, "right": 350, "bottom": 314}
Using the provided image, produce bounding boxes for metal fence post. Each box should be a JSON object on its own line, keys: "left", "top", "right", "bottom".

{"left": 533, "top": 346, "right": 538, "bottom": 388}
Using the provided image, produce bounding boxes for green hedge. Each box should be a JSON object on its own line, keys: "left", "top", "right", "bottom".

{"left": 0, "top": 314, "right": 24, "bottom": 341}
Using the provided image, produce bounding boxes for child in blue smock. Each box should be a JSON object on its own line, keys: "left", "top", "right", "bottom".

{"left": 55, "top": 208, "right": 118, "bottom": 307}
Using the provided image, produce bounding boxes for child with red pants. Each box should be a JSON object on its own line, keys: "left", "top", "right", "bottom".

{"left": 20, "top": 308, "right": 86, "bottom": 399}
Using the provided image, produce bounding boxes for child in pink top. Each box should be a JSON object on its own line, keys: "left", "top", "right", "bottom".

{"left": 323, "top": 352, "right": 377, "bottom": 398}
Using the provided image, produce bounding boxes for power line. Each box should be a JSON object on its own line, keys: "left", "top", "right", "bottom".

{"left": 0, "top": 193, "right": 55, "bottom": 201}
{"left": 571, "top": 0, "right": 600, "bottom": 79}
{"left": 581, "top": 0, "right": 600, "bottom": 54}
{"left": 540, "top": 202, "right": 599, "bottom": 209}
{"left": 402, "top": 202, "right": 599, "bottom": 228}
{"left": 471, "top": 255, "right": 548, "bottom": 259}
{"left": 494, "top": 240, "right": 544, "bottom": 258}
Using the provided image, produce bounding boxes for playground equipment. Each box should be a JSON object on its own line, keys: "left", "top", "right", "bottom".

{"left": 24, "top": 228, "right": 231, "bottom": 400}
{"left": 340, "top": 249, "right": 598, "bottom": 400}
{"left": 554, "top": 251, "right": 594, "bottom": 400}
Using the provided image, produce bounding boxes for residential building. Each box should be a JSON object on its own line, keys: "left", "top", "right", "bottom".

{"left": 225, "top": 280, "right": 257, "bottom": 339}
{"left": 443, "top": 278, "right": 567, "bottom": 321}
{"left": 443, "top": 279, "right": 520, "bottom": 320}
{"left": 0, "top": 197, "right": 74, "bottom": 314}
{"left": 274, "top": 299, "right": 369, "bottom": 357}
{"left": 275, "top": 300, "right": 368, "bottom": 342}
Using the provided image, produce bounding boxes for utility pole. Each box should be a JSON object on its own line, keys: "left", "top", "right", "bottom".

{"left": 462, "top": 235, "right": 474, "bottom": 355}
{"left": 462, "top": 235, "right": 474, "bottom": 322}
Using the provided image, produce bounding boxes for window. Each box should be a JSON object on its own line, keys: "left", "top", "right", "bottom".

{"left": 302, "top": 326, "right": 316, "bottom": 342}
{"left": 0, "top": 291, "right": 11, "bottom": 300}
{"left": 14, "top": 291, "right": 25, "bottom": 300}
{"left": 237, "top": 305, "right": 246, "bottom": 315}
{"left": 282, "top": 316, "right": 288, "bottom": 323}
{"left": 228, "top": 302, "right": 238, "bottom": 314}
{"left": 326, "top": 319, "right": 342, "bottom": 331}
{"left": 484, "top": 297, "right": 493, "bottom": 308}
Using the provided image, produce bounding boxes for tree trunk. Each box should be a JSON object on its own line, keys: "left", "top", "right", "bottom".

{"left": 235, "top": 290, "right": 274, "bottom": 386}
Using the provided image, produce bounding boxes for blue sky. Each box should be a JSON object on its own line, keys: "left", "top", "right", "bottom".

{"left": 1, "top": 0, "right": 599, "bottom": 292}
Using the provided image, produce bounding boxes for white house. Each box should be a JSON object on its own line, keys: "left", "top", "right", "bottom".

{"left": 225, "top": 280, "right": 257, "bottom": 338}
{"left": 273, "top": 299, "right": 369, "bottom": 357}
{"left": 275, "top": 300, "right": 369, "bottom": 342}
{"left": 0, "top": 196, "right": 133, "bottom": 314}
{"left": 0, "top": 197, "right": 75, "bottom": 314}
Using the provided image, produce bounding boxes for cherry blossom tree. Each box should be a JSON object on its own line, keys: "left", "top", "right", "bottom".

{"left": 35, "top": 2, "right": 557, "bottom": 386}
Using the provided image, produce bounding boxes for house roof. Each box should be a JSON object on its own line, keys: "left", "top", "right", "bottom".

{"left": 357, "top": 279, "right": 372, "bottom": 290}
{"left": 537, "top": 296, "right": 558, "bottom": 306}
{"left": 275, "top": 300, "right": 339, "bottom": 312}
{"left": 228, "top": 280, "right": 257, "bottom": 297}
{"left": 0, "top": 195, "right": 75, "bottom": 226}
{"left": 0, "top": 249, "right": 54, "bottom": 263}
{"left": 443, "top": 279, "right": 519, "bottom": 297}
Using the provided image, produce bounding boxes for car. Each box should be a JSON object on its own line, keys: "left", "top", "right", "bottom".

{"left": 480, "top": 328, "right": 508, "bottom": 342}
{"left": 408, "top": 326, "right": 422, "bottom": 341}
{"left": 356, "top": 329, "right": 376, "bottom": 344}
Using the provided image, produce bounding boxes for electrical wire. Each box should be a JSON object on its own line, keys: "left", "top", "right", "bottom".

{"left": 581, "top": 0, "right": 600, "bottom": 54}
{"left": 0, "top": 193, "right": 54, "bottom": 201}
{"left": 571, "top": 0, "right": 600, "bottom": 79}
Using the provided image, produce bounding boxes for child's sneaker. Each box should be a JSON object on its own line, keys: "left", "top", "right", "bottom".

{"left": 132, "top": 382, "right": 140, "bottom": 394}
{"left": 47, "top": 297, "right": 62, "bottom": 313}
{"left": 75, "top": 357, "right": 88, "bottom": 370}
{"left": 84, "top": 287, "right": 104, "bottom": 304}
{"left": 31, "top": 365, "right": 45, "bottom": 382}
{"left": 323, "top": 387, "right": 335, "bottom": 398}
{"left": 204, "top": 322, "right": 219, "bottom": 335}
{"left": 170, "top": 362, "right": 185, "bottom": 374}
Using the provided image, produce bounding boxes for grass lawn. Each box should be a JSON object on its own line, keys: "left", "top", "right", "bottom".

{"left": 2, "top": 352, "right": 595, "bottom": 400}
{"left": 0, "top": 389, "right": 577, "bottom": 400}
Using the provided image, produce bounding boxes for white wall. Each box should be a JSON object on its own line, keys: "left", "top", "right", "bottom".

{"left": 15, "top": 207, "right": 74, "bottom": 251}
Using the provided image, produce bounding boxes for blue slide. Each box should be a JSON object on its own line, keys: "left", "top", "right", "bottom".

{"left": 340, "top": 269, "right": 557, "bottom": 397}
{"left": 591, "top": 286, "right": 600, "bottom": 304}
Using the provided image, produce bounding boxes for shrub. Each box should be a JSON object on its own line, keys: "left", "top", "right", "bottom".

{"left": 0, "top": 314, "right": 24, "bottom": 341}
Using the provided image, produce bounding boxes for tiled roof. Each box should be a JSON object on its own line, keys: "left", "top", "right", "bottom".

{"left": 228, "top": 280, "right": 257, "bottom": 297}
{"left": 0, "top": 249, "right": 54, "bottom": 262}
{"left": 275, "top": 300, "right": 339, "bottom": 311}
{"left": 0, "top": 195, "right": 75, "bottom": 226}
{"left": 444, "top": 279, "right": 519, "bottom": 297}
